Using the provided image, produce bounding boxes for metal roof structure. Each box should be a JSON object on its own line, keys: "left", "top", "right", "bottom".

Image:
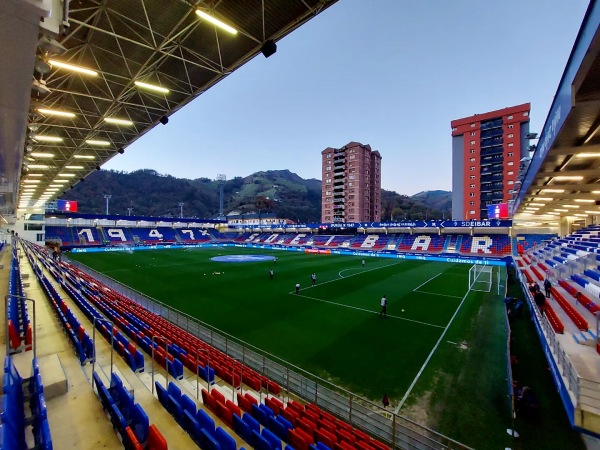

{"left": 513, "top": 0, "right": 600, "bottom": 228}
{"left": 0, "top": 0, "right": 338, "bottom": 223}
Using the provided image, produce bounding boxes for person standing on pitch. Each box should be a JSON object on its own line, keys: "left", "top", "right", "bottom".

{"left": 362, "top": 259, "right": 365, "bottom": 268}
{"left": 311, "top": 272, "right": 316, "bottom": 286}
{"left": 295, "top": 283, "right": 301, "bottom": 294}
{"left": 269, "top": 269, "right": 274, "bottom": 280}
{"left": 379, "top": 295, "right": 388, "bottom": 319}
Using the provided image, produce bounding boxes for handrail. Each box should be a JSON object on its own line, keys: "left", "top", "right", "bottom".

{"left": 66, "top": 257, "right": 474, "bottom": 450}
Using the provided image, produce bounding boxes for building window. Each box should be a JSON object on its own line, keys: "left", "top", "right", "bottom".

{"left": 349, "top": 155, "right": 355, "bottom": 160}
{"left": 470, "top": 193, "right": 475, "bottom": 197}
{"left": 508, "top": 181, "right": 514, "bottom": 185}
{"left": 508, "top": 161, "right": 514, "bottom": 166}
{"left": 470, "top": 167, "right": 475, "bottom": 171}
{"left": 470, "top": 123, "right": 475, "bottom": 128}
{"left": 507, "top": 133, "right": 514, "bottom": 138}
{"left": 470, "top": 184, "right": 475, "bottom": 188}
{"left": 452, "top": 127, "right": 457, "bottom": 131}
{"left": 507, "top": 115, "right": 513, "bottom": 119}
{"left": 36, "top": 233, "right": 44, "bottom": 242}
{"left": 470, "top": 210, "right": 476, "bottom": 214}
{"left": 508, "top": 143, "right": 514, "bottom": 147}
{"left": 508, "top": 171, "right": 513, "bottom": 175}
{"left": 326, "top": 178, "right": 331, "bottom": 183}
{"left": 523, "top": 112, "right": 529, "bottom": 116}
{"left": 508, "top": 124, "right": 514, "bottom": 129}
{"left": 470, "top": 157, "right": 475, "bottom": 162}
{"left": 470, "top": 149, "right": 475, "bottom": 154}
{"left": 326, "top": 191, "right": 331, "bottom": 195}
{"left": 470, "top": 140, "right": 476, "bottom": 145}
{"left": 508, "top": 152, "right": 513, "bottom": 157}
{"left": 470, "top": 175, "right": 475, "bottom": 179}
{"left": 326, "top": 154, "right": 331, "bottom": 158}
{"left": 470, "top": 201, "right": 475, "bottom": 206}
{"left": 470, "top": 132, "right": 476, "bottom": 136}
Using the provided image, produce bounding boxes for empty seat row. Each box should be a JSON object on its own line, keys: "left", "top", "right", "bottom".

{"left": 94, "top": 371, "right": 167, "bottom": 450}
{"left": 1, "top": 357, "right": 52, "bottom": 450}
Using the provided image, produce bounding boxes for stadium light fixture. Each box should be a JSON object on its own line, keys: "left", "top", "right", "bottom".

{"left": 547, "top": 212, "right": 560, "bottom": 215}
{"left": 104, "top": 117, "right": 133, "bottom": 126}
{"left": 554, "top": 209, "right": 568, "bottom": 212}
{"left": 65, "top": 165, "right": 84, "bottom": 169}
{"left": 48, "top": 59, "right": 98, "bottom": 76}
{"left": 575, "top": 214, "right": 588, "bottom": 217}
{"left": 528, "top": 203, "right": 545, "bottom": 206}
{"left": 57, "top": 173, "right": 76, "bottom": 177}
{"left": 585, "top": 211, "right": 600, "bottom": 214}
{"left": 23, "top": 180, "right": 40, "bottom": 184}
{"left": 48, "top": 184, "right": 64, "bottom": 188}
{"left": 30, "top": 152, "right": 54, "bottom": 158}
{"left": 52, "top": 179, "right": 69, "bottom": 183}
{"left": 38, "top": 108, "right": 76, "bottom": 118}
{"left": 195, "top": 10, "right": 238, "bottom": 34}
{"left": 575, "top": 199, "right": 595, "bottom": 203}
{"left": 45, "top": 188, "right": 59, "bottom": 192}
{"left": 73, "top": 155, "right": 95, "bottom": 159}
{"left": 540, "top": 188, "right": 564, "bottom": 193}
{"left": 575, "top": 153, "right": 600, "bottom": 158}
{"left": 536, "top": 197, "right": 553, "bottom": 201}
{"left": 85, "top": 139, "right": 111, "bottom": 146}
{"left": 26, "top": 174, "right": 43, "bottom": 177}
{"left": 27, "top": 164, "right": 49, "bottom": 169}
{"left": 33, "top": 135, "right": 62, "bottom": 142}
{"left": 134, "top": 81, "right": 170, "bottom": 94}
{"left": 553, "top": 175, "right": 583, "bottom": 181}
{"left": 562, "top": 205, "right": 580, "bottom": 208}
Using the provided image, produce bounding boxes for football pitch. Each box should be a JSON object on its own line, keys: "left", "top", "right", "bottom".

{"left": 68, "top": 246, "right": 505, "bottom": 409}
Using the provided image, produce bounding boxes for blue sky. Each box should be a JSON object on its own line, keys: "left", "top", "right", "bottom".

{"left": 104, "top": 0, "right": 589, "bottom": 196}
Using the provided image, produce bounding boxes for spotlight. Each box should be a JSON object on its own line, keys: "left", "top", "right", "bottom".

{"left": 96, "top": 165, "right": 101, "bottom": 171}
{"left": 118, "top": 147, "right": 124, "bottom": 154}
{"left": 159, "top": 115, "right": 169, "bottom": 125}
{"left": 80, "top": 178, "right": 84, "bottom": 183}
{"left": 70, "top": 185, "right": 74, "bottom": 189}
{"left": 261, "top": 40, "right": 277, "bottom": 58}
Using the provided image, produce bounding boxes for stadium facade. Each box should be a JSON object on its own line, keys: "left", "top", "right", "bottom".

{"left": 451, "top": 103, "right": 531, "bottom": 220}
{"left": 321, "top": 142, "right": 382, "bottom": 223}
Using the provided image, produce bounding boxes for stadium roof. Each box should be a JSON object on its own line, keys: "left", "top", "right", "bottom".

{"left": 0, "top": 0, "right": 338, "bottom": 223}
{"left": 513, "top": 0, "right": 600, "bottom": 227}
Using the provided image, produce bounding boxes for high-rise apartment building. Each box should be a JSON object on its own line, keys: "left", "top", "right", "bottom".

{"left": 451, "top": 103, "right": 530, "bottom": 220}
{"left": 321, "top": 142, "right": 382, "bottom": 223}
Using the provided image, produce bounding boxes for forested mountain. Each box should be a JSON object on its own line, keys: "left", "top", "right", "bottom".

{"left": 62, "top": 169, "right": 451, "bottom": 222}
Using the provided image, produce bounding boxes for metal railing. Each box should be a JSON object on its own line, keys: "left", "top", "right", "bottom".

{"left": 515, "top": 269, "right": 600, "bottom": 412}
{"left": 67, "top": 258, "right": 472, "bottom": 450}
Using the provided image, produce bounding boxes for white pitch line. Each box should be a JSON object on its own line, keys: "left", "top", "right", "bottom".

{"left": 395, "top": 288, "right": 471, "bottom": 413}
{"left": 413, "top": 290, "right": 463, "bottom": 299}
{"left": 412, "top": 273, "right": 441, "bottom": 292}
{"left": 289, "top": 293, "right": 444, "bottom": 329}
{"left": 336, "top": 261, "right": 402, "bottom": 282}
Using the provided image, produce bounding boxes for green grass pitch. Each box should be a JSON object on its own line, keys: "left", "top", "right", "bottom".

{"left": 69, "top": 246, "right": 504, "bottom": 404}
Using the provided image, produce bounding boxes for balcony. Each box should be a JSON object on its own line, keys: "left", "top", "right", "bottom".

{"left": 480, "top": 173, "right": 503, "bottom": 183}
{"left": 480, "top": 146, "right": 504, "bottom": 157}
{"left": 480, "top": 118, "right": 503, "bottom": 130}
{"left": 480, "top": 137, "right": 503, "bottom": 149}
{"left": 480, "top": 128, "right": 503, "bottom": 139}
{"left": 480, "top": 156, "right": 504, "bottom": 167}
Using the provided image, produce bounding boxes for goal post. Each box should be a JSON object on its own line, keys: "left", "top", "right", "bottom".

{"left": 469, "top": 264, "right": 493, "bottom": 293}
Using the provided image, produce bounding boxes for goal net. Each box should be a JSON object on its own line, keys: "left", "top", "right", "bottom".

{"left": 469, "top": 264, "right": 493, "bottom": 293}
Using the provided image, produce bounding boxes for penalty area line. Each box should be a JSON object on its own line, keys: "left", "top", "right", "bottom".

{"left": 395, "top": 287, "right": 472, "bottom": 413}
{"left": 289, "top": 293, "right": 444, "bottom": 329}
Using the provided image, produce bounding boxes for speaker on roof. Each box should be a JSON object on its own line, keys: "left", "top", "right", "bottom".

{"left": 96, "top": 165, "right": 101, "bottom": 171}
{"left": 118, "top": 147, "right": 124, "bottom": 154}
{"left": 159, "top": 115, "right": 169, "bottom": 125}
{"left": 261, "top": 40, "right": 277, "bottom": 58}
